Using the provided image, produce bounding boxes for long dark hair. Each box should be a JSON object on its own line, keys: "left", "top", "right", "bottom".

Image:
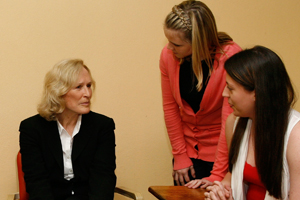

{"left": 226, "top": 46, "right": 295, "bottom": 199}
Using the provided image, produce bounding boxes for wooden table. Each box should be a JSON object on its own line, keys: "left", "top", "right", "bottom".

{"left": 148, "top": 186, "right": 206, "bottom": 200}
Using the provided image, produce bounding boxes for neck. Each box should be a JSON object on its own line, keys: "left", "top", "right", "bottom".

{"left": 57, "top": 112, "right": 79, "bottom": 130}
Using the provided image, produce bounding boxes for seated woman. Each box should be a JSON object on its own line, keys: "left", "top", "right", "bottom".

{"left": 19, "top": 59, "right": 116, "bottom": 200}
{"left": 202, "top": 46, "right": 300, "bottom": 200}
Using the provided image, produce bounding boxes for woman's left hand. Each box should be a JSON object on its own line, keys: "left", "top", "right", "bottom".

{"left": 204, "top": 181, "right": 233, "bottom": 200}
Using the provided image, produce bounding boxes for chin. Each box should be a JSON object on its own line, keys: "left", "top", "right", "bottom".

{"left": 80, "top": 109, "right": 91, "bottom": 114}
{"left": 232, "top": 111, "right": 240, "bottom": 117}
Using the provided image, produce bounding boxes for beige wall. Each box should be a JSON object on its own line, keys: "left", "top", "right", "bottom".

{"left": 1, "top": 0, "right": 299, "bottom": 199}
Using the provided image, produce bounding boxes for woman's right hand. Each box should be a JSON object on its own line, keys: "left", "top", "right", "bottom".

{"left": 204, "top": 181, "right": 233, "bottom": 200}
{"left": 172, "top": 165, "right": 195, "bottom": 185}
{"left": 185, "top": 179, "right": 213, "bottom": 188}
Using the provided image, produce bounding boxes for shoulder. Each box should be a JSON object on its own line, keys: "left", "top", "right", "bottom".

{"left": 287, "top": 110, "right": 300, "bottom": 164}
{"left": 21, "top": 114, "right": 45, "bottom": 122}
{"left": 289, "top": 109, "right": 300, "bottom": 123}
{"left": 82, "top": 111, "right": 115, "bottom": 129}
{"left": 286, "top": 112, "right": 300, "bottom": 195}
{"left": 20, "top": 114, "right": 49, "bottom": 128}
{"left": 289, "top": 121, "right": 300, "bottom": 142}
{"left": 218, "top": 42, "right": 242, "bottom": 61}
{"left": 287, "top": 110, "right": 300, "bottom": 153}
{"left": 222, "top": 41, "right": 242, "bottom": 52}
{"left": 160, "top": 45, "right": 172, "bottom": 57}
{"left": 19, "top": 114, "right": 56, "bottom": 140}
{"left": 214, "top": 42, "right": 242, "bottom": 70}
{"left": 85, "top": 111, "right": 113, "bottom": 120}
{"left": 160, "top": 45, "right": 179, "bottom": 71}
{"left": 287, "top": 109, "right": 300, "bottom": 145}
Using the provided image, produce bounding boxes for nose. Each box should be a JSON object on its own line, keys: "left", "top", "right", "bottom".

{"left": 222, "top": 86, "right": 229, "bottom": 97}
{"left": 84, "top": 86, "right": 92, "bottom": 98}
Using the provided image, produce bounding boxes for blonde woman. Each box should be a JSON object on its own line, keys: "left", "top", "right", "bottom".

{"left": 19, "top": 59, "right": 116, "bottom": 200}
{"left": 160, "top": 0, "right": 241, "bottom": 187}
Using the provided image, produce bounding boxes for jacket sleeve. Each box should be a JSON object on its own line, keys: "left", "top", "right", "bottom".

{"left": 205, "top": 42, "right": 242, "bottom": 182}
{"left": 160, "top": 47, "right": 193, "bottom": 170}
{"left": 88, "top": 118, "right": 116, "bottom": 200}
{"left": 19, "top": 118, "right": 55, "bottom": 200}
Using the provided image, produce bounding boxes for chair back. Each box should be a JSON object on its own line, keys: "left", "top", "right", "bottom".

{"left": 16, "top": 151, "right": 143, "bottom": 200}
{"left": 17, "top": 151, "right": 29, "bottom": 200}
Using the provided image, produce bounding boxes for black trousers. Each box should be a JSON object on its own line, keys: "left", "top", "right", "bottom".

{"left": 173, "top": 158, "right": 214, "bottom": 185}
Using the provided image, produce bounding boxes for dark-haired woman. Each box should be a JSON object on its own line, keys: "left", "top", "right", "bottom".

{"left": 204, "top": 46, "right": 300, "bottom": 200}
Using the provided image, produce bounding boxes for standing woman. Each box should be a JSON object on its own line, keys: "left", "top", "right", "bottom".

{"left": 160, "top": 0, "right": 241, "bottom": 186}
{"left": 19, "top": 59, "right": 116, "bottom": 200}
{"left": 205, "top": 46, "right": 300, "bottom": 200}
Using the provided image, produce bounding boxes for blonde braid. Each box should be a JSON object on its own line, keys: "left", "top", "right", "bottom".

{"left": 172, "top": 6, "right": 192, "bottom": 31}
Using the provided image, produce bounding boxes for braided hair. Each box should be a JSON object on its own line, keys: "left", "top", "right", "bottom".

{"left": 164, "top": 0, "right": 232, "bottom": 91}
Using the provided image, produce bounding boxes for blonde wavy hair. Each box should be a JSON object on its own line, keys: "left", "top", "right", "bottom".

{"left": 37, "top": 59, "right": 95, "bottom": 121}
{"left": 165, "top": 0, "right": 233, "bottom": 91}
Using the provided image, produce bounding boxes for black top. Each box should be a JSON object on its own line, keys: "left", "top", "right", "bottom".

{"left": 19, "top": 111, "right": 116, "bottom": 200}
{"left": 179, "top": 59, "right": 211, "bottom": 113}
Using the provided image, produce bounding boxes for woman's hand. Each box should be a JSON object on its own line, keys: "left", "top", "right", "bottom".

{"left": 185, "top": 179, "right": 213, "bottom": 188}
{"left": 172, "top": 165, "right": 195, "bottom": 185}
{"left": 204, "top": 181, "right": 233, "bottom": 200}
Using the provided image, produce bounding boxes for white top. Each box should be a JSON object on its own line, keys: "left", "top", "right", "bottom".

{"left": 57, "top": 115, "right": 82, "bottom": 180}
{"left": 231, "top": 109, "right": 300, "bottom": 200}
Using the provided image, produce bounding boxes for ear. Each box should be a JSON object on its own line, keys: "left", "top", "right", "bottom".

{"left": 252, "top": 91, "right": 256, "bottom": 101}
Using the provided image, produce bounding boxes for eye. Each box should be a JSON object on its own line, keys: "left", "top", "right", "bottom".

{"left": 87, "top": 83, "right": 92, "bottom": 88}
{"left": 170, "top": 41, "right": 180, "bottom": 47}
{"left": 225, "top": 84, "right": 232, "bottom": 91}
{"left": 227, "top": 86, "right": 233, "bottom": 91}
{"left": 75, "top": 85, "right": 82, "bottom": 89}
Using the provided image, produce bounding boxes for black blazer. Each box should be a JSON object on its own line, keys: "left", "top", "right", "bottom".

{"left": 19, "top": 111, "right": 116, "bottom": 200}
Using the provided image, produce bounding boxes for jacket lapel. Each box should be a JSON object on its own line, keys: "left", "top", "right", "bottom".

{"left": 71, "top": 113, "right": 93, "bottom": 162}
{"left": 45, "top": 120, "right": 64, "bottom": 171}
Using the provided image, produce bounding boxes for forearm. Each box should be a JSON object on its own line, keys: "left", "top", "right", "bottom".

{"left": 221, "top": 172, "right": 231, "bottom": 188}
{"left": 89, "top": 172, "right": 116, "bottom": 199}
{"left": 204, "top": 136, "right": 228, "bottom": 182}
{"left": 205, "top": 99, "right": 232, "bottom": 182}
{"left": 160, "top": 63, "right": 192, "bottom": 170}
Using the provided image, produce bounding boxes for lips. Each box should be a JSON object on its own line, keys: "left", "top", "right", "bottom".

{"left": 81, "top": 102, "right": 90, "bottom": 106}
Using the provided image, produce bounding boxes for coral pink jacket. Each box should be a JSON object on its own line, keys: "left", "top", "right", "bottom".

{"left": 160, "top": 42, "right": 241, "bottom": 181}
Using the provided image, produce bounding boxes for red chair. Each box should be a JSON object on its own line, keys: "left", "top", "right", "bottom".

{"left": 17, "top": 151, "right": 29, "bottom": 200}
{"left": 8, "top": 152, "right": 143, "bottom": 200}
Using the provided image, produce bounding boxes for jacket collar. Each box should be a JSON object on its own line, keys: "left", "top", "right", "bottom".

{"left": 45, "top": 112, "right": 92, "bottom": 171}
